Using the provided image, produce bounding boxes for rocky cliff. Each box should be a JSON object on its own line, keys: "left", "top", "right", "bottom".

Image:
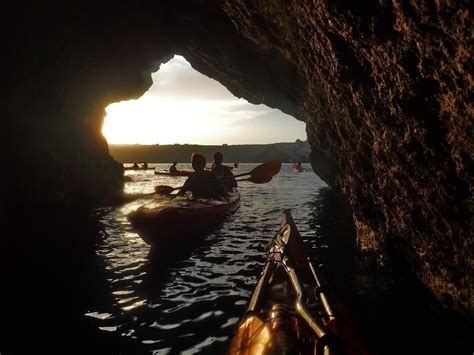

{"left": 4, "top": 3, "right": 472, "bottom": 317}
{"left": 109, "top": 140, "right": 311, "bottom": 163}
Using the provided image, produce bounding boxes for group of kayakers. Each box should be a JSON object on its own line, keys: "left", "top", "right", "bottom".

{"left": 175, "top": 152, "right": 237, "bottom": 199}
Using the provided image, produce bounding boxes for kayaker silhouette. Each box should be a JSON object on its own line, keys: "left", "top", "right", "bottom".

{"left": 169, "top": 162, "right": 178, "bottom": 173}
{"left": 211, "top": 152, "right": 237, "bottom": 191}
{"left": 178, "top": 153, "right": 226, "bottom": 198}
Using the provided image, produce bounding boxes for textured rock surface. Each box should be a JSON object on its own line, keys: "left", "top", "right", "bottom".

{"left": 4, "top": 3, "right": 472, "bottom": 317}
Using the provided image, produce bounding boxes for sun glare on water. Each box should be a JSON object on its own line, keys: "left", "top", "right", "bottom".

{"left": 102, "top": 55, "right": 306, "bottom": 145}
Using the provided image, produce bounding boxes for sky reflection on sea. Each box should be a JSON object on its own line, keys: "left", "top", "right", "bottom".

{"left": 87, "top": 163, "right": 329, "bottom": 353}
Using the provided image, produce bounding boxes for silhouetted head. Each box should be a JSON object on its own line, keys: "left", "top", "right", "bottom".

{"left": 191, "top": 153, "right": 206, "bottom": 172}
{"left": 213, "top": 152, "right": 223, "bottom": 166}
{"left": 172, "top": 162, "right": 177, "bottom": 166}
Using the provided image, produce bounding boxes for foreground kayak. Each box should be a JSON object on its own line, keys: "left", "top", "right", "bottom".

{"left": 127, "top": 191, "right": 240, "bottom": 245}
{"left": 154, "top": 170, "right": 190, "bottom": 177}
{"left": 227, "top": 210, "right": 372, "bottom": 355}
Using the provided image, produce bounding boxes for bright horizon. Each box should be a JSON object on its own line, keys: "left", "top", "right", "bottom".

{"left": 102, "top": 55, "right": 306, "bottom": 145}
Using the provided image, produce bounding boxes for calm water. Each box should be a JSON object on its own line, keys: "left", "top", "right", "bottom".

{"left": 75, "top": 163, "right": 473, "bottom": 355}
{"left": 86, "top": 163, "right": 333, "bottom": 353}
{"left": 3, "top": 163, "right": 470, "bottom": 354}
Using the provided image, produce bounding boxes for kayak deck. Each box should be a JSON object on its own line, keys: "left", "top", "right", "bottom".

{"left": 226, "top": 210, "right": 372, "bottom": 355}
{"left": 127, "top": 191, "right": 240, "bottom": 245}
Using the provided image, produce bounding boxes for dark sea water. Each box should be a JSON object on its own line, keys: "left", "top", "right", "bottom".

{"left": 77, "top": 163, "right": 472, "bottom": 355}
{"left": 2, "top": 163, "right": 470, "bottom": 355}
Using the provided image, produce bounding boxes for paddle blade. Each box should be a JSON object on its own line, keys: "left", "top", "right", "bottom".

{"left": 249, "top": 160, "right": 281, "bottom": 177}
{"left": 247, "top": 172, "right": 275, "bottom": 184}
{"left": 155, "top": 185, "right": 176, "bottom": 195}
{"left": 232, "top": 161, "right": 282, "bottom": 184}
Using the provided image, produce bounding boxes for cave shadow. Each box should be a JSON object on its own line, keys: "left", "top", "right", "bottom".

{"left": 0, "top": 207, "right": 136, "bottom": 354}
{"left": 305, "top": 187, "right": 473, "bottom": 355}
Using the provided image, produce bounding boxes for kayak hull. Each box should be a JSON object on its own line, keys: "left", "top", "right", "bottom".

{"left": 127, "top": 191, "right": 240, "bottom": 245}
{"left": 124, "top": 167, "right": 155, "bottom": 171}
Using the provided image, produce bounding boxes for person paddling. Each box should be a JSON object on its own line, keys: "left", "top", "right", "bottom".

{"left": 211, "top": 152, "right": 238, "bottom": 191}
{"left": 178, "top": 153, "right": 226, "bottom": 198}
{"left": 169, "top": 162, "right": 178, "bottom": 173}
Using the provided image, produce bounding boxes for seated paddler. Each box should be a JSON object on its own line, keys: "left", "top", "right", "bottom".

{"left": 169, "top": 162, "right": 178, "bottom": 173}
{"left": 178, "top": 153, "right": 226, "bottom": 199}
{"left": 211, "top": 152, "right": 237, "bottom": 191}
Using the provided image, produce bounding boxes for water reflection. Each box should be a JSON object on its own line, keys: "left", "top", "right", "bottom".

{"left": 87, "top": 163, "right": 328, "bottom": 353}
{"left": 85, "top": 164, "right": 473, "bottom": 354}
{"left": 2, "top": 164, "right": 470, "bottom": 354}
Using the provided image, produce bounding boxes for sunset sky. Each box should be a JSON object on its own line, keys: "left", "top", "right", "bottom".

{"left": 102, "top": 55, "right": 306, "bottom": 145}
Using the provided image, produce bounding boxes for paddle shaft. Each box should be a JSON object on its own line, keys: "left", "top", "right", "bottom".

{"left": 158, "top": 170, "right": 248, "bottom": 192}
{"left": 154, "top": 161, "right": 281, "bottom": 195}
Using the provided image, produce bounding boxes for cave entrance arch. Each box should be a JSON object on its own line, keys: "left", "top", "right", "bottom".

{"left": 102, "top": 55, "right": 306, "bottom": 150}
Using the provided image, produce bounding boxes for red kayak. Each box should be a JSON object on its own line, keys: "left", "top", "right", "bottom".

{"left": 127, "top": 191, "right": 240, "bottom": 245}
{"left": 226, "top": 210, "right": 373, "bottom": 354}
{"left": 154, "top": 170, "right": 190, "bottom": 177}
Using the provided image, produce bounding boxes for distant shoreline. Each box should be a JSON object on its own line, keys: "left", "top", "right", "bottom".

{"left": 109, "top": 140, "right": 310, "bottom": 164}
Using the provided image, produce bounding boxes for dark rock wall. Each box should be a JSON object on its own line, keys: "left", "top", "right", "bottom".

{"left": 4, "top": 3, "right": 472, "bottom": 316}
{"left": 5, "top": 7, "right": 170, "bottom": 210}
{"left": 167, "top": 0, "right": 473, "bottom": 316}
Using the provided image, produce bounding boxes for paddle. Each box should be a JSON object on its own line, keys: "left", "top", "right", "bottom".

{"left": 236, "top": 171, "right": 275, "bottom": 184}
{"left": 154, "top": 160, "right": 281, "bottom": 195}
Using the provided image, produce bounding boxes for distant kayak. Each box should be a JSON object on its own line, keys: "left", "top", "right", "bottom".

{"left": 127, "top": 191, "right": 240, "bottom": 245}
{"left": 293, "top": 165, "right": 304, "bottom": 172}
{"left": 227, "top": 210, "right": 373, "bottom": 354}
{"left": 154, "top": 170, "right": 190, "bottom": 177}
{"left": 124, "top": 166, "right": 154, "bottom": 171}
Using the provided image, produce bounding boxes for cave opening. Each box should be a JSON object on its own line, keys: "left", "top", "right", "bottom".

{"left": 101, "top": 55, "right": 306, "bottom": 149}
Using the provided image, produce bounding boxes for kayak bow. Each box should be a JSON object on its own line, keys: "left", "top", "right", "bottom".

{"left": 227, "top": 210, "right": 372, "bottom": 355}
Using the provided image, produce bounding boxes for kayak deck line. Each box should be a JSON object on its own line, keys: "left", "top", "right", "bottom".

{"left": 226, "top": 210, "right": 373, "bottom": 355}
